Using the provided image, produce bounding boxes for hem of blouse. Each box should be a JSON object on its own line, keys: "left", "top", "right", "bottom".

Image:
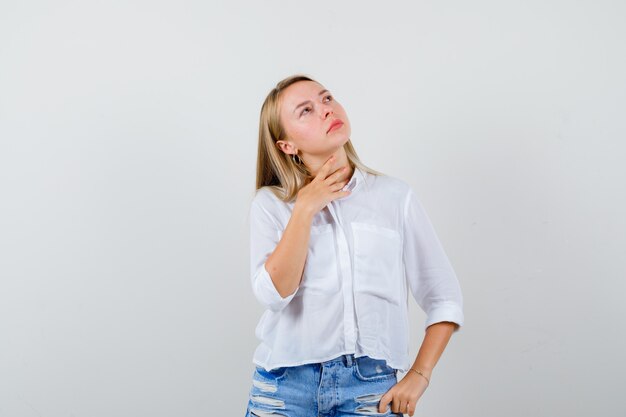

{"left": 254, "top": 349, "right": 399, "bottom": 371}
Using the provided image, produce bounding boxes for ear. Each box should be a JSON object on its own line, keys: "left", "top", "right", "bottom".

{"left": 275, "top": 140, "right": 297, "bottom": 156}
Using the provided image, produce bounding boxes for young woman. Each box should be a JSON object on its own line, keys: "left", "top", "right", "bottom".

{"left": 244, "top": 74, "right": 464, "bottom": 417}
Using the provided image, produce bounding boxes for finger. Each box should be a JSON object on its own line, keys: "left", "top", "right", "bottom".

{"left": 331, "top": 180, "right": 349, "bottom": 192}
{"left": 315, "top": 154, "right": 335, "bottom": 181}
{"left": 378, "top": 392, "right": 392, "bottom": 414}
{"left": 328, "top": 165, "right": 354, "bottom": 185}
{"left": 391, "top": 398, "right": 401, "bottom": 414}
{"left": 325, "top": 167, "right": 349, "bottom": 185}
{"left": 401, "top": 399, "right": 410, "bottom": 414}
{"left": 408, "top": 402, "right": 416, "bottom": 416}
{"left": 330, "top": 190, "right": 352, "bottom": 200}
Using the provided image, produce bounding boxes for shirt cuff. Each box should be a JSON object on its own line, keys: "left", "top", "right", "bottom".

{"left": 424, "top": 302, "right": 464, "bottom": 332}
{"left": 254, "top": 263, "right": 298, "bottom": 312}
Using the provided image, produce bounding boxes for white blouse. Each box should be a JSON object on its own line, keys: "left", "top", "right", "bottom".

{"left": 248, "top": 166, "right": 464, "bottom": 373}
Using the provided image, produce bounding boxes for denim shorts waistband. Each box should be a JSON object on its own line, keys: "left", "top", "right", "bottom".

{"left": 321, "top": 353, "right": 355, "bottom": 367}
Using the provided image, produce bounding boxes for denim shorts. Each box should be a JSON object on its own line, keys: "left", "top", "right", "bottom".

{"left": 244, "top": 353, "right": 403, "bottom": 417}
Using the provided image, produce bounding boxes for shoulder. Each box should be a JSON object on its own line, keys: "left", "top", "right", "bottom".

{"left": 252, "top": 186, "right": 275, "bottom": 204}
{"left": 250, "top": 186, "right": 285, "bottom": 215}
{"left": 366, "top": 171, "right": 413, "bottom": 202}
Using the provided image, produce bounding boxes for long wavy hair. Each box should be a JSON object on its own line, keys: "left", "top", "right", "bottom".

{"left": 255, "top": 74, "right": 383, "bottom": 202}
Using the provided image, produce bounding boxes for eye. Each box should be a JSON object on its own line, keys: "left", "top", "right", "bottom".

{"left": 300, "top": 95, "right": 333, "bottom": 117}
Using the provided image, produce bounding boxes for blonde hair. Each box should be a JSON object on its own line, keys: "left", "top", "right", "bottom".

{"left": 255, "top": 74, "right": 383, "bottom": 202}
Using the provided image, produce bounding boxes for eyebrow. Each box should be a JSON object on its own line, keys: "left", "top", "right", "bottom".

{"left": 293, "top": 89, "right": 329, "bottom": 114}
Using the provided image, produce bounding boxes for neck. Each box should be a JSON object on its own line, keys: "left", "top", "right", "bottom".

{"left": 309, "top": 151, "right": 352, "bottom": 179}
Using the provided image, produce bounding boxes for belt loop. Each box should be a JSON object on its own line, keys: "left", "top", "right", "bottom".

{"left": 344, "top": 354, "right": 353, "bottom": 367}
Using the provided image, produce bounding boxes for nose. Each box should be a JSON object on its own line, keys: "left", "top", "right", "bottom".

{"left": 321, "top": 104, "right": 333, "bottom": 119}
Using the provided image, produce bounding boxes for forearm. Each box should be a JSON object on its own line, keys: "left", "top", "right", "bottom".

{"left": 379, "top": 321, "right": 460, "bottom": 414}
{"left": 410, "top": 321, "right": 458, "bottom": 381}
{"left": 264, "top": 206, "right": 314, "bottom": 298}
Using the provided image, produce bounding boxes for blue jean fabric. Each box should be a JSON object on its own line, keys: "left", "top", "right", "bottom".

{"left": 244, "top": 353, "right": 403, "bottom": 417}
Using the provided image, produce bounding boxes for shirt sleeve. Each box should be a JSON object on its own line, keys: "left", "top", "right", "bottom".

{"left": 249, "top": 194, "right": 298, "bottom": 313}
{"left": 402, "top": 188, "right": 465, "bottom": 332}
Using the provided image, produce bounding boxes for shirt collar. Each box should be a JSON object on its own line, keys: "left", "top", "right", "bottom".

{"left": 342, "top": 165, "right": 366, "bottom": 193}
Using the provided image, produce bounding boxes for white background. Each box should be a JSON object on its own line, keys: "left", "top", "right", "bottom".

{"left": 1, "top": 1, "right": 624, "bottom": 416}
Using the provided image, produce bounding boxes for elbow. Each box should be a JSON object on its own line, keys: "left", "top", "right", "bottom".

{"left": 251, "top": 262, "right": 298, "bottom": 313}
{"left": 423, "top": 302, "right": 464, "bottom": 332}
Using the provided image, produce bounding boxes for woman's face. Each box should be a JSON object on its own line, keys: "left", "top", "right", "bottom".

{"left": 277, "top": 80, "right": 351, "bottom": 161}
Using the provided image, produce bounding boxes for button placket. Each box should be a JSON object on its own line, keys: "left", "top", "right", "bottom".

{"left": 326, "top": 202, "right": 358, "bottom": 352}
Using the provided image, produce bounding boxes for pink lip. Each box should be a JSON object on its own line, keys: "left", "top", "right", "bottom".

{"left": 327, "top": 120, "right": 344, "bottom": 133}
